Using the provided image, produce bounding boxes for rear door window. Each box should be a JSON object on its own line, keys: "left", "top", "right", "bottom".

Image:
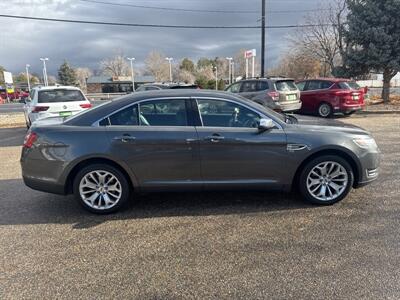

{"left": 100, "top": 105, "right": 139, "bottom": 126}
{"left": 240, "top": 81, "right": 258, "bottom": 93}
{"left": 320, "top": 81, "right": 334, "bottom": 89}
{"left": 257, "top": 81, "right": 269, "bottom": 91}
{"left": 275, "top": 80, "right": 298, "bottom": 92}
{"left": 339, "top": 81, "right": 361, "bottom": 90}
{"left": 139, "top": 99, "right": 188, "bottom": 126}
{"left": 38, "top": 89, "right": 85, "bottom": 103}
{"left": 305, "top": 80, "right": 321, "bottom": 91}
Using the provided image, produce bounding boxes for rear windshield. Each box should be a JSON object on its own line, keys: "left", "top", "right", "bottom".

{"left": 275, "top": 80, "right": 298, "bottom": 92}
{"left": 169, "top": 85, "right": 199, "bottom": 89}
{"left": 38, "top": 89, "right": 85, "bottom": 103}
{"left": 338, "top": 81, "right": 361, "bottom": 90}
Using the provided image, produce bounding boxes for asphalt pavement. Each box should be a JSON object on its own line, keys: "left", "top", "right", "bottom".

{"left": 0, "top": 114, "right": 399, "bottom": 299}
{"left": 0, "top": 103, "right": 24, "bottom": 113}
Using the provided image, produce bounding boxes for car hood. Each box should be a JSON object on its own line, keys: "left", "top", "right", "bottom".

{"left": 291, "top": 115, "right": 369, "bottom": 135}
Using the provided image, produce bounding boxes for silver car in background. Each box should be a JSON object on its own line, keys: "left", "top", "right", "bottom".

{"left": 225, "top": 78, "right": 302, "bottom": 112}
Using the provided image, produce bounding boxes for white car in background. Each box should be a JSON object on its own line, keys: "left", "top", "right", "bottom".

{"left": 24, "top": 85, "right": 92, "bottom": 128}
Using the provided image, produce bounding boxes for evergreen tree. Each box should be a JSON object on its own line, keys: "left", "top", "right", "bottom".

{"left": 58, "top": 60, "right": 77, "bottom": 86}
{"left": 344, "top": 0, "right": 400, "bottom": 102}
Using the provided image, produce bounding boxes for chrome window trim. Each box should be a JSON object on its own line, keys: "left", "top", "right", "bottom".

{"left": 92, "top": 96, "right": 190, "bottom": 127}
{"left": 193, "top": 96, "right": 284, "bottom": 130}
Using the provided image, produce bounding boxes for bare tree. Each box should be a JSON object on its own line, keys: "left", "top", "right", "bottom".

{"left": 75, "top": 67, "right": 93, "bottom": 92}
{"left": 100, "top": 52, "right": 129, "bottom": 77}
{"left": 145, "top": 51, "right": 170, "bottom": 82}
{"left": 291, "top": 0, "right": 347, "bottom": 76}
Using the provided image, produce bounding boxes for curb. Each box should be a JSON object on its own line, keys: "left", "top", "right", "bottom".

{"left": 357, "top": 110, "right": 400, "bottom": 115}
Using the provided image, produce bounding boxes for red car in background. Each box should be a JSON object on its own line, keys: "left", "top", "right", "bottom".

{"left": 0, "top": 89, "right": 29, "bottom": 101}
{"left": 296, "top": 78, "right": 366, "bottom": 118}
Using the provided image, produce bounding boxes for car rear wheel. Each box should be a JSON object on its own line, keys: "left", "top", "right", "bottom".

{"left": 73, "top": 164, "right": 130, "bottom": 214}
{"left": 318, "top": 103, "right": 333, "bottom": 118}
{"left": 299, "top": 155, "right": 354, "bottom": 205}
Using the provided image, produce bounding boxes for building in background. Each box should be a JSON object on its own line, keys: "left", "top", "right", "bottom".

{"left": 86, "top": 75, "right": 155, "bottom": 93}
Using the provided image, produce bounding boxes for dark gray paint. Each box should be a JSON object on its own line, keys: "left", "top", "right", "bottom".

{"left": 21, "top": 90, "right": 380, "bottom": 195}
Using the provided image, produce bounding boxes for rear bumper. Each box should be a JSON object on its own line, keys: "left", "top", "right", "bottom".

{"left": 23, "top": 175, "right": 66, "bottom": 195}
{"left": 273, "top": 101, "right": 302, "bottom": 112}
{"left": 334, "top": 103, "right": 365, "bottom": 113}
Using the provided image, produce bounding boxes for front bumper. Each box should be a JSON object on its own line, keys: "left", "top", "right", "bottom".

{"left": 354, "top": 149, "right": 381, "bottom": 188}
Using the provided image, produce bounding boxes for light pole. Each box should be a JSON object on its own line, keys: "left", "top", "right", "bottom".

{"left": 25, "top": 64, "right": 31, "bottom": 92}
{"left": 226, "top": 57, "right": 233, "bottom": 85}
{"left": 165, "top": 57, "right": 173, "bottom": 82}
{"left": 40, "top": 58, "right": 49, "bottom": 86}
{"left": 127, "top": 57, "right": 136, "bottom": 92}
{"left": 231, "top": 61, "right": 235, "bottom": 83}
{"left": 214, "top": 66, "right": 218, "bottom": 90}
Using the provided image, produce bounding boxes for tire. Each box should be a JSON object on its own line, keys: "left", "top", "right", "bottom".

{"left": 299, "top": 155, "right": 354, "bottom": 205}
{"left": 73, "top": 164, "right": 131, "bottom": 214}
{"left": 317, "top": 103, "right": 333, "bottom": 118}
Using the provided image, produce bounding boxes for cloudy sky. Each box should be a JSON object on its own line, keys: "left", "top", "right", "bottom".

{"left": 0, "top": 0, "right": 333, "bottom": 77}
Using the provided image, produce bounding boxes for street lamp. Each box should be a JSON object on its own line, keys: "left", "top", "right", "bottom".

{"left": 127, "top": 57, "right": 136, "bottom": 92}
{"left": 165, "top": 57, "right": 173, "bottom": 82}
{"left": 226, "top": 57, "right": 233, "bottom": 85}
{"left": 25, "top": 64, "right": 31, "bottom": 92}
{"left": 40, "top": 58, "right": 49, "bottom": 86}
{"left": 231, "top": 61, "right": 235, "bottom": 83}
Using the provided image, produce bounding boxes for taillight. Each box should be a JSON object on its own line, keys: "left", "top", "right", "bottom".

{"left": 32, "top": 106, "right": 49, "bottom": 113}
{"left": 268, "top": 91, "right": 280, "bottom": 101}
{"left": 23, "top": 132, "right": 38, "bottom": 148}
{"left": 80, "top": 103, "right": 92, "bottom": 109}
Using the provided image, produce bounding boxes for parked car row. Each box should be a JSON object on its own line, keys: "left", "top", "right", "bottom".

{"left": 224, "top": 77, "right": 367, "bottom": 118}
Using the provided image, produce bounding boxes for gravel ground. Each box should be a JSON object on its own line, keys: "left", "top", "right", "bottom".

{"left": 0, "top": 114, "right": 399, "bottom": 299}
{"left": 0, "top": 113, "right": 26, "bottom": 128}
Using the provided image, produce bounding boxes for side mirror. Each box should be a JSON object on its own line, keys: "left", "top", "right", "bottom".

{"left": 258, "top": 118, "right": 275, "bottom": 131}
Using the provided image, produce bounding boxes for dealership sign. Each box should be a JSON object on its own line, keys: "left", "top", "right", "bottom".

{"left": 3, "top": 71, "right": 13, "bottom": 84}
{"left": 244, "top": 49, "right": 256, "bottom": 59}
{"left": 244, "top": 49, "right": 257, "bottom": 78}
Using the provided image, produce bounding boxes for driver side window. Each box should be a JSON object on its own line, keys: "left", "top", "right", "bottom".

{"left": 197, "top": 99, "right": 261, "bottom": 128}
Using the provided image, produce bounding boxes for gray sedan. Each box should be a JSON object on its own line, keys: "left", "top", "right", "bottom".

{"left": 21, "top": 90, "right": 380, "bottom": 214}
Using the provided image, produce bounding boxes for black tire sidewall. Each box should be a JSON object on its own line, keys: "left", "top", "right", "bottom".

{"left": 318, "top": 103, "right": 332, "bottom": 118}
{"left": 299, "top": 155, "right": 354, "bottom": 205}
{"left": 73, "top": 164, "right": 130, "bottom": 214}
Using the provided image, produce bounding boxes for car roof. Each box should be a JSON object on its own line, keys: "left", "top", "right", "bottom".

{"left": 299, "top": 78, "right": 353, "bottom": 83}
{"left": 33, "top": 85, "right": 82, "bottom": 91}
{"left": 65, "top": 89, "right": 266, "bottom": 126}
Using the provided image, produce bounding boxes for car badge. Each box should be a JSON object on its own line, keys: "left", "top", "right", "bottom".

{"left": 63, "top": 105, "right": 67, "bottom": 109}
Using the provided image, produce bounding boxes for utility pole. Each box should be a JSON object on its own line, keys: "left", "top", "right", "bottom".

{"left": 127, "top": 57, "right": 135, "bottom": 92}
{"left": 165, "top": 57, "right": 173, "bottom": 82}
{"left": 25, "top": 64, "right": 31, "bottom": 92}
{"left": 231, "top": 61, "right": 235, "bottom": 82}
{"left": 226, "top": 57, "right": 233, "bottom": 85}
{"left": 261, "top": 0, "right": 266, "bottom": 77}
{"left": 40, "top": 58, "right": 49, "bottom": 86}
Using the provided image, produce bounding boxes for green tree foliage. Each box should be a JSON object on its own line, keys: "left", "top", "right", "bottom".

{"left": 58, "top": 60, "right": 77, "bottom": 86}
{"left": 180, "top": 58, "right": 195, "bottom": 73}
{"left": 344, "top": 0, "right": 400, "bottom": 102}
{"left": 197, "top": 58, "right": 215, "bottom": 69}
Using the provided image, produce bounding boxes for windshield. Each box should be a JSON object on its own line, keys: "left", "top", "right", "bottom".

{"left": 275, "top": 80, "right": 298, "bottom": 92}
{"left": 339, "top": 81, "right": 361, "bottom": 90}
{"left": 38, "top": 89, "right": 85, "bottom": 103}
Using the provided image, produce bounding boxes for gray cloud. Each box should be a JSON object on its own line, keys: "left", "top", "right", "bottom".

{"left": 0, "top": 0, "right": 332, "bottom": 76}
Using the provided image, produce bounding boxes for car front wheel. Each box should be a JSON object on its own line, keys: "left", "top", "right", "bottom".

{"left": 299, "top": 155, "right": 354, "bottom": 205}
{"left": 73, "top": 164, "right": 130, "bottom": 214}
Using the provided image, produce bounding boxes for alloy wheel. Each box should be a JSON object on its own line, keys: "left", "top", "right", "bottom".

{"left": 79, "top": 170, "right": 122, "bottom": 210}
{"left": 306, "top": 161, "right": 348, "bottom": 202}
{"left": 318, "top": 104, "right": 331, "bottom": 117}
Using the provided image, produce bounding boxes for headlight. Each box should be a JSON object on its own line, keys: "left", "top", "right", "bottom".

{"left": 353, "top": 137, "right": 377, "bottom": 149}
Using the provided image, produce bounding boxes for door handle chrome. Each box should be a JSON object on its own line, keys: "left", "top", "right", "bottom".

{"left": 114, "top": 136, "right": 136, "bottom": 143}
{"left": 204, "top": 135, "right": 225, "bottom": 143}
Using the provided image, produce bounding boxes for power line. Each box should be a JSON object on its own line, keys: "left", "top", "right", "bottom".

{"left": 0, "top": 14, "right": 333, "bottom": 29}
{"left": 79, "top": 0, "right": 330, "bottom": 14}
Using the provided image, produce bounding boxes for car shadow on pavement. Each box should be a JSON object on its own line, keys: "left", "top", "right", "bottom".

{"left": 0, "top": 179, "right": 316, "bottom": 229}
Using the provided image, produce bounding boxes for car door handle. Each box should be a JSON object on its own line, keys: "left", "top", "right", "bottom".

{"left": 114, "top": 135, "right": 136, "bottom": 143}
{"left": 204, "top": 135, "right": 225, "bottom": 143}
